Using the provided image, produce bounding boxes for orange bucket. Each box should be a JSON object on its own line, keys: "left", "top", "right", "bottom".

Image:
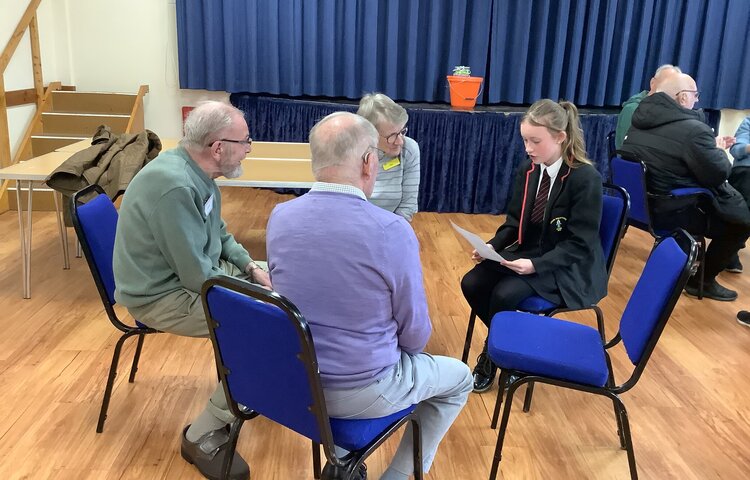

{"left": 447, "top": 75, "right": 484, "bottom": 110}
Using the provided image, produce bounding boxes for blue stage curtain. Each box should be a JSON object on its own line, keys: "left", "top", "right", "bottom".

{"left": 177, "top": 0, "right": 492, "bottom": 102}
{"left": 486, "top": 0, "right": 750, "bottom": 109}
{"left": 232, "top": 95, "right": 618, "bottom": 214}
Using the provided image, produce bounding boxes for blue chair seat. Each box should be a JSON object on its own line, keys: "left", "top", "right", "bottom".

{"left": 516, "top": 295, "right": 558, "bottom": 313}
{"left": 670, "top": 187, "right": 713, "bottom": 197}
{"left": 488, "top": 311, "right": 609, "bottom": 387}
{"left": 329, "top": 405, "right": 416, "bottom": 452}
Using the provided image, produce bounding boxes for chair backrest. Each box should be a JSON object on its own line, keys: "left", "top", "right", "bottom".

{"left": 71, "top": 185, "right": 127, "bottom": 327}
{"left": 618, "top": 230, "right": 697, "bottom": 387}
{"left": 202, "top": 276, "right": 336, "bottom": 449}
{"left": 606, "top": 130, "right": 616, "bottom": 159}
{"left": 610, "top": 154, "right": 652, "bottom": 233}
{"left": 600, "top": 184, "right": 630, "bottom": 275}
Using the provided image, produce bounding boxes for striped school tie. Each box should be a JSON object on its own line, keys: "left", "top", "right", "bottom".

{"left": 530, "top": 170, "right": 551, "bottom": 224}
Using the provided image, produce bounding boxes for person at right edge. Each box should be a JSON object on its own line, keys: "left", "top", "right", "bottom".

{"left": 461, "top": 99, "right": 607, "bottom": 392}
{"left": 726, "top": 113, "right": 750, "bottom": 273}
{"left": 621, "top": 73, "right": 750, "bottom": 302}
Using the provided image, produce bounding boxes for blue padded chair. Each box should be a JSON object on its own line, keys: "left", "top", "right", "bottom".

{"left": 71, "top": 185, "right": 160, "bottom": 433}
{"left": 486, "top": 230, "right": 698, "bottom": 480}
{"left": 607, "top": 130, "right": 617, "bottom": 159}
{"left": 201, "top": 276, "right": 423, "bottom": 480}
{"left": 461, "top": 183, "right": 630, "bottom": 366}
{"left": 610, "top": 153, "right": 712, "bottom": 298}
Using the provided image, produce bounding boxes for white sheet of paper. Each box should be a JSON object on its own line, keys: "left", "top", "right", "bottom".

{"left": 451, "top": 221, "right": 506, "bottom": 262}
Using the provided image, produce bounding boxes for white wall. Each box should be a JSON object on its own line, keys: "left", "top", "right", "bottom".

{"left": 1, "top": 0, "right": 226, "bottom": 157}
{"left": 62, "top": 0, "right": 226, "bottom": 140}
{"left": 720, "top": 109, "right": 750, "bottom": 138}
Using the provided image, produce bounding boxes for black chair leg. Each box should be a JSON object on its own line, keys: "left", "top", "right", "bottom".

{"left": 97, "top": 331, "right": 138, "bottom": 433}
{"left": 611, "top": 395, "right": 638, "bottom": 479}
{"left": 411, "top": 417, "right": 423, "bottom": 480}
{"left": 612, "top": 399, "right": 627, "bottom": 449}
{"left": 312, "top": 441, "right": 321, "bottom": 479}
{"left": 221, "top": 418, "right": 244, "bottom": 480}
{"left": 697, "top": 237, "right": 706, "bottom": 300}
{"left": 522, "top": 382, "right": 535, "bottom": 413}
{"left": 489, "top": 382, "right": 519, "bottom": 480}
{"left": 491, "top": 370, "right": 509, "bottom": 429}
{"left": 604, "top": 355, "right": 626, "bottom": 449}
{"left": 128, "top": 333, "right": 146, "bottom": 382}
{"left": 461, "top": 311, "right": 476, "bottom": 364}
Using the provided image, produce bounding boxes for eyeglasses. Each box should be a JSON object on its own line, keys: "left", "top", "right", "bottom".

{"left": 678, "top": 90, "right": 700, "bottom": 100}
{"left": 380, "top": 127, "right": 408, "bottom": 145}
{"left": 209, "top": 136, "right": 253, "bottom": 147}
{"left": 361, "top": 145, "right": 386, "bottom": 164}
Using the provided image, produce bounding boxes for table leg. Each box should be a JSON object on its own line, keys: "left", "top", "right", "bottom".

{"left": 15, "top": 180, "right": 33, "bottom": 299}
{"left": 53, "top": 191, "right": 71, "bottom": 269}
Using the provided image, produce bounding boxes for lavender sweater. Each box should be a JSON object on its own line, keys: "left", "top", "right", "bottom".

{"left": 267, "top": 185, "right": 432, "bottom": 389}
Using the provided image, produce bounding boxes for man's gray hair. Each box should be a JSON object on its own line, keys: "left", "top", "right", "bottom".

{"left": 654, "top": 64, "right": 681, "bottom": 76}
{"left": 357, "top": 93, "right": 408, "bottom": 129}
{"left": 180, "top": 101, "right": 245, "bottom": 149}
{"left": 309, "top": 112, "right": 378, "bottom": 175}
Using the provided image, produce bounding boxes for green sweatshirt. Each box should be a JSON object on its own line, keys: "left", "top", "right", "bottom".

{"left": 113, "top": 147, "right": 252, "bottom": 308}
{"left": 615, "top": 90, "right": 648, "bottom": 149}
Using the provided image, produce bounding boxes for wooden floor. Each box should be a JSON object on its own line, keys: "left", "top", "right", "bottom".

{"left": 1, "top": 187, "right": 749, "bottom": 479}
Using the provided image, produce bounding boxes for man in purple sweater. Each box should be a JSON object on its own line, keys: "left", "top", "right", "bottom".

{"left": 267, "top": 112, "right": 472, "bottom": 480}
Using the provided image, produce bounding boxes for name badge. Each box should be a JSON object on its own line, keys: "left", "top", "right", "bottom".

{"left": 204, "top": 194, "right": 214, "bottom": 216}
{"left": 383, "top": 157, "right": 401, "bottom": 171}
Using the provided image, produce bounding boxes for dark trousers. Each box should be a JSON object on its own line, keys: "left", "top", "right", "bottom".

{"left": 703, "top": 215, "right": 750, "bottom": 282}
{"left": 460, "top": 261, "right": 535, "bottom": 328}
{"left": 729, "top": 167, "right": 750, "bottom": 207}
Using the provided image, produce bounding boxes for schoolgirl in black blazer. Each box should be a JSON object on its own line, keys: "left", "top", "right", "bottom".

{"left": 461, "top": 99, "right": 607, "bottom": 392}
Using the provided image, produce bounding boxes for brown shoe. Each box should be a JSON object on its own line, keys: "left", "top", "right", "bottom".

{"left": 181, "top": 425, "right": 250, "bottom": 480}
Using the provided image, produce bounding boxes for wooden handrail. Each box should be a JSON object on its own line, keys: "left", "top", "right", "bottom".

{"left": 125, "top": 84, "right": 150, "bottom": 133}
{"left": 0, "top": 0, "right": 43, "bottom": 73}
{"left": 0, "top": 81, "right": 61, "bottom": 201}
{"left": 1, "top": 0, "right": 45, "bottom": 211}
{"left": 5, "top": 88, "right": 37, "bottom": 107}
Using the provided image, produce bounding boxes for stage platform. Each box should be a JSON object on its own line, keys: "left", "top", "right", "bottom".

{"left": 231, "top": 94, "right": 719, "bottom": 214}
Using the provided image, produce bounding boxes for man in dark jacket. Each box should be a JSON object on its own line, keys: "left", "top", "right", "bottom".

{"left": 620, "top": 74, "right": 750, "bottom": 301}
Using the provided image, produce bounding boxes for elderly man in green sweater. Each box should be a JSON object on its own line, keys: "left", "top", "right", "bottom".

{"left": 113, "top": 101, "right": 269, "bottom": 480}
{"left": 615, "top": 64, "right": 682, "bottom": 149}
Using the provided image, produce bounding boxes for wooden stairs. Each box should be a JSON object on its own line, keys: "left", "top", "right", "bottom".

{"left": 8, "top": 83, "right": 148, "bottom": 210}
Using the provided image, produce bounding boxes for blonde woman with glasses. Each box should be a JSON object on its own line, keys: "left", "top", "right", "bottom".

{"left": 358, "top": 93, "right": 421, "bottom": 221}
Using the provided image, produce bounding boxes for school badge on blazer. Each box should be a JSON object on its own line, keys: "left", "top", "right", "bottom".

{"left": 550, "top": 216, "right": 567, "bottom": 232}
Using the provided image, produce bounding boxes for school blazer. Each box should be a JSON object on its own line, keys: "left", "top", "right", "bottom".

{"left": 488, "top": 159, "right": 607, "bottom": 309}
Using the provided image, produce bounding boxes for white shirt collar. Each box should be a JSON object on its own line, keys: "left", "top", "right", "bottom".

{"left": 311, "top": 182, "right": 367, "bottom": 201}
{"left": 540, "top": 156, "right": 564, "bottom": 181}
{"left": 535, "top": 157, "right": 564, "bottom": 198}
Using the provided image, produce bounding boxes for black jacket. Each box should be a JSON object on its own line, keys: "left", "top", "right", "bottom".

{"left": 620, "top": 92, "right": 729, "bottom": 194}
{"left": 489, "top": 159, "right": 607, "bottom": 309}
{"left": 620, "top": 92, "right": 750, "bottom": 226}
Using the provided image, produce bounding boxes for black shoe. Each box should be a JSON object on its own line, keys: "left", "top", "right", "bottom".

{"left": 503, "top": 374, "right": 520, "bottom": 391}
{"left": 181, "top": 425, "right": 250, "bottom": 480}
{"left": 472, "top": 349, "right": 497, "bottom": 393}
{"left": 321, "top": 461, "right": 367, "bottom": 480}
{"left": 725, "top": 254, "right": 743, "bottom": 273}
{"left": 684, "top": 280, "right": 737, "bottom": 302}
{"left": 738, "top": 311, "right": 750, "bottom": 328}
